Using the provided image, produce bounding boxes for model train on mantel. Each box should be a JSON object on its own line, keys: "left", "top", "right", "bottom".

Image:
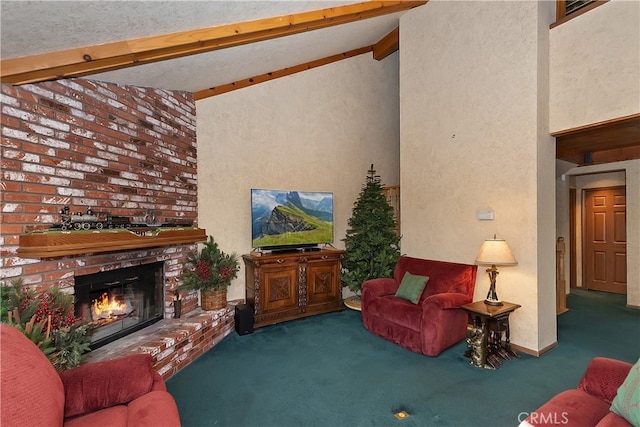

{"left": 50, "top": 206, "right": 192, "bottom": 231}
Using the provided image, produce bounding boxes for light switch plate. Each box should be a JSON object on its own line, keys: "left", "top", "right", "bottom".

{"left": 477, "top": 211, "right": 494, "bottom": 220}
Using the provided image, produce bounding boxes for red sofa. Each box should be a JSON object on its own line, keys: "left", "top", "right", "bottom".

{"left": 522, "top": 357, "right": 634, "bottom": 427}
{"left": 361, "top": 256, "right": 478, "bottom": 356}
{"left": 0, "top": 323, "right": 181, "bottom": 427}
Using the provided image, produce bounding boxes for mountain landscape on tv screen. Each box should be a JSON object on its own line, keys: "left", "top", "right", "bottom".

{"left": 251, "top": 190, "right": 333, "bottom": 248}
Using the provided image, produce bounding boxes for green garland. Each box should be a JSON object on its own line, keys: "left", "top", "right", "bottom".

{"left": 0, "top": 279, "right": 91, "bottom": 371}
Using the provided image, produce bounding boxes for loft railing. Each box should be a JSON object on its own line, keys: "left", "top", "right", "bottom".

{"left": 382, "top": 185, "right": 400, "bottom": 237}
{"left": 563, "top": 0, "right": 592, "bottom": 16}
{"left": 553, "top": 0, "right": 607, "bottom": 27}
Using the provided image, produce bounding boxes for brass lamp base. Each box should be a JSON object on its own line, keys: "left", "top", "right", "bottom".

{"left": 484, "top": 297, "right": 504, "bottom": 306}
{"left": 484, "top": 265, "right": 503, "bottom": 306}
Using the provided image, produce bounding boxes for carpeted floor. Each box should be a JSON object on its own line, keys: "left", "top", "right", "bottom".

{"left": 167, "top": 289, "right": 639, "bottom": 427}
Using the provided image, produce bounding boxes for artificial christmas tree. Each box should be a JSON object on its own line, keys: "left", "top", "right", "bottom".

{"left": 342, "top": 165, "right": 401, "bottom": 296}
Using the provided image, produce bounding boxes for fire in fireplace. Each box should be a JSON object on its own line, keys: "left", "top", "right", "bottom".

{"left": 74, "top": 262, "right": 164, "bottom": 350}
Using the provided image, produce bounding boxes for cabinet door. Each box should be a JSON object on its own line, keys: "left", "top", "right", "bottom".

{"left": 306, "top": 257, "right": 341, "bottom": 306}
{"left": 260, "top": 262, "right": 299, "bottom": 314}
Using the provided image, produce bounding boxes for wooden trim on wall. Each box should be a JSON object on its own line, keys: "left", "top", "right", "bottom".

{"left": 570, "top": 188, "right": 577, "bottom": 289}
{"left": 193, "top": 46, "right": 373, "bottom": 100}
{"left": 1, "top": 1, "right": 427, "bottom": 86}
{"left": 555, "top": 0, "right": 567, "bottom": 20}
{"left": 551, "top": 0, "right": 609, "bottom": 29}
{"left": 551, "top": 113, "right": 640, "bottom": 138}
{"left": 554, "top": 114, "right": 640, "bottom": 166}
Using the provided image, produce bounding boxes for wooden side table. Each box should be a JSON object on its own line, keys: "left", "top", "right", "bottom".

{"left": 461, "top": 301, "right": 521, "bottom": 369}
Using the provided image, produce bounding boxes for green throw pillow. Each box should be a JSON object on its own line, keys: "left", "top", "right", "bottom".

{"left": 610, "top": 357, "right": 640, "bottom": 426}
{"left": 395, "top": 272, "right": 429, "bottom": 304}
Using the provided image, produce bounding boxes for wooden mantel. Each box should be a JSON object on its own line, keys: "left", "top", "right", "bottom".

{"left": 17, "top": 227, "right": 207, "bottom": 258}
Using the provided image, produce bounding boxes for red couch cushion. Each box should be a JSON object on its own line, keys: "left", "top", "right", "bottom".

{"left": 393, "top": 256, "right": 476, "bottom": 299}
{"left": 64, "top": 405, "right": 128, "bottom": 427}
{"left": 596, "top": 412, "right": 634, "bottom": 427}
{"left": 526, "top": 389, "right": 611, "bottom": 426}
{"left": 63, "top": 391, "right": 181, "bottom": 427}
{"left": 126, "top": 390, "right": 182, "bottom": 427}
{"left": 1, "top": 324, "right": 65, "bottom": 427}
{"left": 579, "top": 357, "right": 634, "bottom": 404}
{"left": 366, "top": 294, "right": 422, "bottom": 331}
{"left": 61, "top": 353, "right": 157, "bottom": 418}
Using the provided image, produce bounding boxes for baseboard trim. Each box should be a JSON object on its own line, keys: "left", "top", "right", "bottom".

{"left": 511, "top": 341, "right": 558, "bottom": 357}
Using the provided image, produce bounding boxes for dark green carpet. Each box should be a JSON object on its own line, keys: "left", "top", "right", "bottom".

{"left": 167, "top": 289, "right": 639, "bottom": 426}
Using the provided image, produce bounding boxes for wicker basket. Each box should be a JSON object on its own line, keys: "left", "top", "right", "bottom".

{"left": 201, "top": 288, "right": 227, "bottom": 311}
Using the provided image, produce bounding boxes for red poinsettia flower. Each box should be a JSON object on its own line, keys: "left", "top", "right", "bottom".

{"left": 219, "top": 266, "right": 231, "bottom": 280}
{"left": 195, "top": 259, "right": 212, "bottom": 280}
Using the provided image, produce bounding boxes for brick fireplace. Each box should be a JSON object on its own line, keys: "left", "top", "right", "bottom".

{"left": 1, "top": 78, "right": 234, "bottom": 379}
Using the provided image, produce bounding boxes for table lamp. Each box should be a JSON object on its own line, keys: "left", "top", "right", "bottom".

{"left": 475, "top": 236, "right": 517, "bottom": 306}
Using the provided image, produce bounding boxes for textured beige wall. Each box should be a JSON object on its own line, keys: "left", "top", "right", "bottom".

{"left": 400, "top": 0, "right": 556, "bottom": 352}
{"left": 196, "top": 53, "right": 400, "bottom": 301}
{"left": 550, "top": 0, "right": 640, "bottom": 132}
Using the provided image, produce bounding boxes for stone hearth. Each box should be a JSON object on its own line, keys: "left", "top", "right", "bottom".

{"left": 83, "top": 300, "right": 240, "bottom": 380}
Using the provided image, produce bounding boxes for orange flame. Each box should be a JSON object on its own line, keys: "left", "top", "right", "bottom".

{"left": 92, "top": 292, "right": 128, "bottom": 319}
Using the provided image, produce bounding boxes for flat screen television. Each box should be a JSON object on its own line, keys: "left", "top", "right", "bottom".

{"left": 251, "top": 189, "right": 334, "bottom": 251}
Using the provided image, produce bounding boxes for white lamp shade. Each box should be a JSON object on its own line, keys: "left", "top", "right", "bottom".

{"left": 475, "top": 239, "right": 518, "bottom": 266}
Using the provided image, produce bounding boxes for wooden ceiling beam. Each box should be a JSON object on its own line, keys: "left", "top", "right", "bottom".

{"left": 554, "top": 113, "right": 640, "bottom": 165}
{"left": 560, "top": 145, "right": 640, "bottom": 167}
{"left": 373, "top": 27, "right": 399, "bottom": 60}
{"left": 588, "top": 145, "right": 640, "bottom": 165}
{"left": 1, "top": 1, "right": 427, "bottom": 86}
{"left": 194, "top": 46, "right": 373, "bottom": 100}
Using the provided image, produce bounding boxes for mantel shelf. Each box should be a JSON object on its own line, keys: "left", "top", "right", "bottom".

{"left": 18, "top": 227, "right": 207, "bottom": 258}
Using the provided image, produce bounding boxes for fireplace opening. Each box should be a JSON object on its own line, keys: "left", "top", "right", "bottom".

{"left": 75, "top": 262, "right": 164, "bottom": 350}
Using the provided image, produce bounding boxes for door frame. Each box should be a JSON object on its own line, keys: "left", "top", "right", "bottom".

{"left": 570, "top": 188, "right": 576, "bottom": 289}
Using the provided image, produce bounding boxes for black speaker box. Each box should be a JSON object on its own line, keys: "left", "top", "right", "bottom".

{"left": 235, "top": 303, "right": 254, "bottom": 335}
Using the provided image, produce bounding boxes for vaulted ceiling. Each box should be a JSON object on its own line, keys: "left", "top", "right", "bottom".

{"left": 0, "top": 1, "right": 424, "bottom": 97}
{"left": 1, "top": 1, "right": 638, "bottom": 166}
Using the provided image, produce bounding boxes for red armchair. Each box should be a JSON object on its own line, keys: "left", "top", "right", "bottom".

{"left": 361, "top": 256, "right": 478, "bottom": 356}
{"left": 522, "top": 357, "right": 635, "bottom": 426}
{"left": 0, "top": 323, "right": 181, "bottom": 427}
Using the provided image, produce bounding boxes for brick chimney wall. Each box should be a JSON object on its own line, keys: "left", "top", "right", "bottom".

{"left": 1, "top": 79, "right": 200, "bottom": 316}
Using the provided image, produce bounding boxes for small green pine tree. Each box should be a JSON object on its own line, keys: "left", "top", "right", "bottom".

{"left": 179, "top": 236, "right": 240, "bottom": 291}
{"left": 342, "top": 165, "right": 401, "bottom": 294}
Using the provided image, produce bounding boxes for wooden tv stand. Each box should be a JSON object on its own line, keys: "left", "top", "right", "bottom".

{"left": 243, "top": 249, "right": 345, "bottom": 328}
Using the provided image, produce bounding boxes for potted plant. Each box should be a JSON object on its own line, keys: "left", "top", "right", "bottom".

{"left": 179, "top": 236, "right": 240, "bottom": 311}
{"left": 342, "top": 165, "right": 401, "bottom": 308}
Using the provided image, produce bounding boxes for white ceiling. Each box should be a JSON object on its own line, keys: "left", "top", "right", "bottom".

{"left": 1, "top": 1, "right": 411, "bottom": 93}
